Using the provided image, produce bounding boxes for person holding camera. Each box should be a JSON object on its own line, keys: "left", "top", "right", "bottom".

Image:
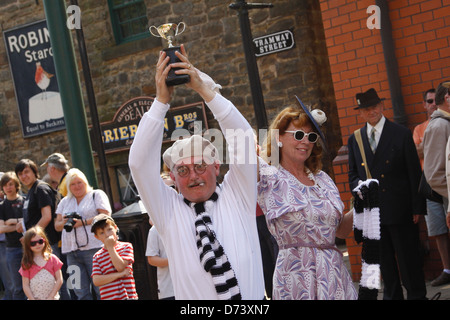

{"left": 54, "top": 168, "right": 112, "bottom": 300}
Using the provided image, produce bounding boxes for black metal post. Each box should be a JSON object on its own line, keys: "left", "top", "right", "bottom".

{"left": 70, "top": 0, "right": 113, "bottom": 209}
{"left": 229, "top": 1, "right": 273, "bottom": 130}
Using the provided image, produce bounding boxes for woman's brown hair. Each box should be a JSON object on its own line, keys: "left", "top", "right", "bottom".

{"left": 261, "top": 106, "right": 323, "bottom": 173}
{"left": 21, "top": 226, "right": 52, "bottom": 270}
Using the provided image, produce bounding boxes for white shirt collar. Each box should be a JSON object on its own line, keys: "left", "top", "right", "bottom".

{"left": 367, "top": 116, "right": 385, "bottom": 132}
{"left": 367, "top": 116, "right": 385, "bottom": 143}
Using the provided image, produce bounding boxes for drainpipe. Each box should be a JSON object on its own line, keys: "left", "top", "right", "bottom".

{"left": 376, "top": 0, "right": 407, "bottom": 126}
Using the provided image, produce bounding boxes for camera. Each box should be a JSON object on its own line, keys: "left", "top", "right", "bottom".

{"left": 64, "top": 212, "right": 82, "bottom": 232}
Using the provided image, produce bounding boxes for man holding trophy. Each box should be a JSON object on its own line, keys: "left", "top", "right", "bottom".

{"left": 129, "top": 24, "right": 265, "bottom": 300}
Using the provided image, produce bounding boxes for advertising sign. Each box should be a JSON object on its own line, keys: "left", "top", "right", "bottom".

{"left": 95, "top": 96, "right": 208, "bottom": 154}
{"left": 3, "top": 20, "right": 65, "bottom": 137}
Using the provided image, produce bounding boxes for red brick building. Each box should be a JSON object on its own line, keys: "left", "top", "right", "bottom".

{"left": 319, "top": 0, "right": 450, "bottom": 281}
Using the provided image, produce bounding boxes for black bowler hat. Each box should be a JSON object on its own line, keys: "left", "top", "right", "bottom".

{"left": 354, "top": 88, "right": 385, "bottom": 110}
{"left": 295, "top": 95, "right": 328, "bottom": 152}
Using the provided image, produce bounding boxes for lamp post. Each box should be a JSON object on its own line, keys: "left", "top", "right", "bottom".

{"left": 42, "top": 1, "right": 98, "bottom": 187}
{"left": 69, "top": 0, "right": 113, "bottom": 208}
{"left": 229, "top": 1, "right": 273, "bottom": 130}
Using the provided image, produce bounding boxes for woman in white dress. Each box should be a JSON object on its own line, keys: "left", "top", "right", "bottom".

{"left": 258, "top": 97, "right": 357, "bottom": 300}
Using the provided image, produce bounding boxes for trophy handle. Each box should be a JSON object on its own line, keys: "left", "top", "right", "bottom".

{"left": 149, "top": 26, "right": 161, "bottom": 38}
{"left": 176, "top": 22, "right": 186, "bottom": 36}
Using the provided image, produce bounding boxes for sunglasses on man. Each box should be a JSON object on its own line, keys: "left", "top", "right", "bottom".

{"left": 284, "top": 130, "right": 319, "bottom": 143}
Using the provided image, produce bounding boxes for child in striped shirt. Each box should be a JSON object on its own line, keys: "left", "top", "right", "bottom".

{"left": 91, "top": 214, "right": 138, "bottom": 300}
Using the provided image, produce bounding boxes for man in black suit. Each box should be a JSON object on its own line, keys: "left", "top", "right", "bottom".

{"left": 348, "top": 88, "right": 427, "bottom": 300}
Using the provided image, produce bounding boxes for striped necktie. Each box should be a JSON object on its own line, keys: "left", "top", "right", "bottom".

{"left": 369, "top": 127, "right": 377, "bottom": 153}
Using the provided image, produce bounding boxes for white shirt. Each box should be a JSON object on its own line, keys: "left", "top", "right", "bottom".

{"left": 129, "top": 93, "right": 264, "bottom": 300}
{"left": 146, "top": 227, "right": 174, "bottom": 299}
{"left": 56, "top": 190, "right": 111, "bottom": 254}
{"left": 366, "top": 115, "right": 386, "bottom": 146}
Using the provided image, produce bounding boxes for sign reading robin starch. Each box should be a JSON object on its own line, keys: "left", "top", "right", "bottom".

{"left": 150, "top": 22, "right": 190, "bottom": 87}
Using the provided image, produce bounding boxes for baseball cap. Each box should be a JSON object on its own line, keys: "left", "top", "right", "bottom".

{"left": 41, "top": 153, "right": 68, "bottom": 167}
{"left": 91, "top": 214, "right": 114, "bottom": 233}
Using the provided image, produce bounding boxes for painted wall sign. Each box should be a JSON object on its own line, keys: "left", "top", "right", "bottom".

{"left": 253, "top": 29, "right": 295, "bottom": 57}
{"left": 3, "top": 20, "right": 65, "bottom": 138}
{"left": 94, "top": 96, "right": 208, "bottom": 154}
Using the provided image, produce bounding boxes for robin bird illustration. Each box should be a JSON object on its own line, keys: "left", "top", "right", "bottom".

{"left": 35, "top": 62, "right": 54, "bottom": 99}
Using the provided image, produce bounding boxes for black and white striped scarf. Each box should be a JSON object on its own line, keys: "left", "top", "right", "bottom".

{"left": 352, "top": 179, "right": 381, "bottom": 300}
{"left": 184, "top": 189, "right": 242, "bottom": 300}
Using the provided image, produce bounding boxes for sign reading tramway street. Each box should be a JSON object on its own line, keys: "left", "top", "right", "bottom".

{"left": 253, "top": 29, "right": 295, "bottom": 57}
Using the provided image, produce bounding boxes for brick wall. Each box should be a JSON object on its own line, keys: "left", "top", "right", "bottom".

{"left": 320, "top": 0, "right": 450, "bottom": 281}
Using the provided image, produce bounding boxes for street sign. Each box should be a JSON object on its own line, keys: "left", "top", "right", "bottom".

{"left": 253, "top": 29, "right": 295, "bottom": 57}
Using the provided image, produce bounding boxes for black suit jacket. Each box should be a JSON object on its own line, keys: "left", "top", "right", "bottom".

{"left": 348, "top": 118, "right": 426, "bottom": 225}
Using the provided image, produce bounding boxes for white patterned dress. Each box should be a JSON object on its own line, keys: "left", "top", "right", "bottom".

{"left": 258, "top": 161, "right": 357, "bottom": 300}
{"left": 19, "top": 253, "right": 63, "bottom": 300}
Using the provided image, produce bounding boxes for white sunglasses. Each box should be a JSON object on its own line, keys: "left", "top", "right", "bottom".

{"left": 284, "top": 130, "right": 319, "bottom": 143}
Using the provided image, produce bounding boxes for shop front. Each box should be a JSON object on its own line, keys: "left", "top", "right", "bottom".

{"left": 92, "top": 96, "right": 209, "bottom": 209}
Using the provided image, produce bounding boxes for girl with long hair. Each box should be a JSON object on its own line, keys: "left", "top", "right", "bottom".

{"left": 19, "top": 226, "right": 63, "bottom": 300}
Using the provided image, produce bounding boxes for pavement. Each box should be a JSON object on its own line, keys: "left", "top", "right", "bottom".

{"left": 341, "top": 245, "right": 450, "bottom": 300}
{"left": 1, "top": 245, "right": 448, "bottom": 300}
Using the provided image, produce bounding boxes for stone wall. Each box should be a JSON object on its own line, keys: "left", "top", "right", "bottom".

{"left": 0, "top": 1, "right": 68, "bottom": 172}
{"left": 0, "top": 0, "right": 340, "bottom": 201}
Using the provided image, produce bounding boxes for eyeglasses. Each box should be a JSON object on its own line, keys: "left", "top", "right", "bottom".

{"left": 284, "top": 130, "right": 319, "bottom": 143}
{"left": 426, "top": 99, "right": 435, "bottom": 104}
{"left": 175, "top": 163, "right": 208, "bottom": 177}
{"left": 30, "top": 238, "right": 45, "bottom": 247}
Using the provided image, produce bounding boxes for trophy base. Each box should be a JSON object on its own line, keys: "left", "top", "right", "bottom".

{"left": 164, "top": 46, "right": 190, "bottom": 87}
{"left": 166, "top": 74, "right": 190, "bottom": 87}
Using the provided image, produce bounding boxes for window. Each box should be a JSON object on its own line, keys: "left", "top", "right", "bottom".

{"left": 108, "top": 0, "right": 149, "bottom": 44}
{"left": 115, "top": 164, "right": 139, "bottom": 205}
